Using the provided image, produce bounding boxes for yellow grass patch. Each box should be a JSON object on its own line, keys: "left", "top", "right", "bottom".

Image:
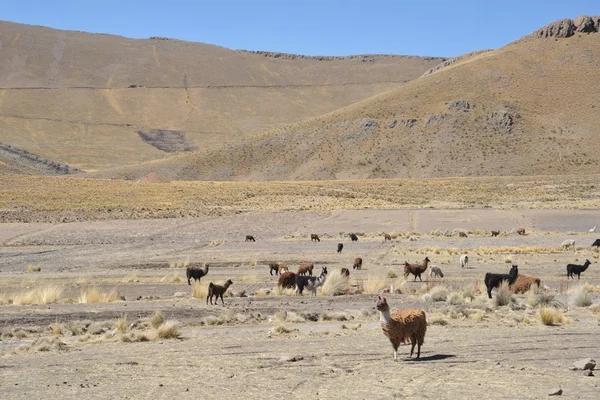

{"left": 26, "top": 264, "right": 41, "bottom": 273}
{"left": 11, "top": 285, "right": 63, "bottom": 305}
{"left": 78, "top": 287, "right": 119, "bottom": 303}
{"left": 321, "top": 273, "right": 351, "bottom": 296}
{"left": 191, "top": 282, "right": 208, "bottom": 299}
{"left": 361, "top": 275, "right": 388, "bottom": 294}
{"left": 156, "top": 321, "right": 180, "bottom": 339}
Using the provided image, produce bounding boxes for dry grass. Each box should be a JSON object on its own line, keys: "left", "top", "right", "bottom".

{"left": 170, "top": 274, "right": 183, "bottom": 283}
{"left": 386, "top": 269, "right": 398, "bottom": 279}
{"left": 156, "top": 321, "right": 180, "bottom": 339}
{"left": 321, "top": 273, "right": 351, "bottom": 296}
{"left": 539, "top": 307, "right": 568, "bottom": 326}
{"left": 50, "top": 320, "right": 63, "bottom": 336}
{"left": 149, "top": 309, "right": 164, "bottom": 329}
{"left": 191, "top": 282, "right": 208, "bottom": 300}
{"left": 115, "top": 315, "right": 128, "bottom": 333}
{"left": 446, "top": 291, "right": 465, "bottom": 305}
{"left": 423, "top": 285, "right": 448, "bottom": 302}
{"left": 3, "top": 175, "right": 600, "bottom": 224}
{"left": 570, "top": 286, "right": 593, "bottom": 307}
{"left": 272, "top": 286, "right": 297, "bottom": 296}
{"left": 494, "top": 281, "right": 514, "bottom": 307}
{"left": 237, "top": 275, "right": 258, "bottom": 283}
{"left": 11, "top": 285, "right": 63, "bottom": 305}
{"left": 26, "top": 264, "right": 41, "bottom": 273}
{"left": 361, "top": 276, "right": 388, "bottom": 295}
{"left": 78, "top": 287, "right": 119, "bottom": 303}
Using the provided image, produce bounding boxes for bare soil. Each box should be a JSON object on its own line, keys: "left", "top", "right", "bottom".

{"left": 1, "top": 209, "right": 599, "bottom": 399}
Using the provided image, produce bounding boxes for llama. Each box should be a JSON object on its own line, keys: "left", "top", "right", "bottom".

{"left": 297, "top": 263, "right": 314, "bottom": 276}
{"left": 566, "top": 259, "right": 591, "bottom": 279}
{"left": 428, "top": 266, "right": 444, "bottom": 278}
{"left": 353, "top": 257, "right": 363, "bottom": 270}
{"left": 592, "top": 239, "right": 600, "bottom": 248}
{"left": 510, "top": 275, "right": 541, "bottom": 294}
{"left": 296, "top": 267, "right": 328, "bottom": 296}
{"left": 516, "top": 228, "right": 526, "bottom": 236}
{"left": 403, "top": 257, "right": 430, "bottom": 282}
{"left": 376, "top": 295, "right": 427, "bottom": 361}
{"left": 310, "top": 234, "right": 320, "bottom": 242}
{"left": 278, "top": 271, "right": 297, "bottom": 289}
{"left": 459, "top": 231, "right": 468, "bottom": 238}
{"left": 186, "top": 264, "right": 209, "bottom": 285}
{"left": 340, "top": 268, "right": 350, "bottom": 277}
{"left": 349, "top": 233, "right": 359, "bottom": 242}
{"left": 561, "top": 239, "right": 576, "bottom": 250}
{"left": 207, "top": 279, "right": 233, "bottom": 305}
{"left": 245, "top": 235, "right": 256, "bottom": 242}
{"left": 491, "top": 230, "right": 500, "bottom": 237}
{"left": 337, "top": 243, "right": 343, "bottom": 254}
{"left": 459, "top": 254, "right": 469, "bottom": 269}
{"left": 384, "top": 233, "right": 392, "bottom": 241}
{"left": 484, "top": 265, "right": 519, "bottom": 299}
{"left": 269, "top": 263, "right": 288, "bottom": 276}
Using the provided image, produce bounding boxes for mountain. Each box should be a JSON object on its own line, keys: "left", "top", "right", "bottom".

{"left": 0, "top": 21, "right": 443, "bottom": 173}
{"left": 106, "top": 15, "right": 600, "bottom": 181}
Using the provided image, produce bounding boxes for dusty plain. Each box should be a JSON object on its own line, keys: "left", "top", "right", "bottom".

{"left": 1, "top": 207, "right": 599, "bottom": 399}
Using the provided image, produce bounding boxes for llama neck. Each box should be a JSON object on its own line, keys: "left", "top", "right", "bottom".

{"left": 379, "top": 308, "right": 393, "bottom": 325}
{"left": 223, "top": 282, "right": 231, "bottom": 289}
{"left": 582, "top": 263, "right": 590, "bottom": 272}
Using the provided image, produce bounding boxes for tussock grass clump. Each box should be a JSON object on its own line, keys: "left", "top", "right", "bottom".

{"left": 461, "top": 286, "right": 476, "bottom": 302}
{"left": 271, "top": 323, "right": 296, "bottom": 335}
{"left": 115, "top": 315, "right": 128, "bottom": 333}
{"left": 50, "top": 320, "right": 63, "bottom": 336}
{"left": 386, "top": 269, "right": 398, "bottom": 279}
{"left": 472, "top": 311, "right": 486, "bottom": 322}
{"left": 149, "top": 309, "right": 164, "bottom": 328}
{"left": 321, "top": 273, "right": 351, "bottom": 296}
{"left": 191, "top": 282, "right": 208, "bottom": 299}
{"left": 446, "top": 291, "right": 464, "bottom": 305}
{"left": 78, "top": 287, "right": 119, "bottom": 303}
{"left": 12, "top": 285, "right": 63, "bottom": 305}
{"left": 361, "top": 276, "right": 388, "bottom": 294}
{"left": 320, "top": 311, "right": 349, "bottom": 321}
{"left": 494, "top": 281, "right": 514, "bottom": 307}
{"left": 423, "top": 285, "right": 448, "bottom": 302}
{"left": 428, "top": 314, "right": 448, "bottom": 326}
{"left": 26, "top": 264, "right": 41, "bottom": 272}
{"left": 583, "top": 283, "right": 600, "bottom": 293}
{"left": 156, "top": 321, "right": 180, "bottom": 339}
{"left": 570, "top": 286, "right": 593, "bottom": 307}
{"left": 170, "top": 274, "right": 183, "bottom": 283}
{"left": 539, "top": 307, "right": 567, "bottom": 326}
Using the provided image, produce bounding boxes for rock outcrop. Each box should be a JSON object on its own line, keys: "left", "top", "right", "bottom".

{"left": 535, "top": 15, "right": 600, "bottom": 38}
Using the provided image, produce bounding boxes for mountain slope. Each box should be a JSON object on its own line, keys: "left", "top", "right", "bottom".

{"left": 0, "top": 21, "right": 443, "bottom": 172}
{"left": 112, "top": 16, "right": 600, "bottom": 181}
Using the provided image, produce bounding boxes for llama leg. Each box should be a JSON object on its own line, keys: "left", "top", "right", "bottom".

{"left": 487, "top": 289, "right": 492, "bottom": 299}
{"left": 220, "top": 294, "right": 224, "bottom": 305}
{"left": 409, "top": 334, "right": 417, "bottom": 358}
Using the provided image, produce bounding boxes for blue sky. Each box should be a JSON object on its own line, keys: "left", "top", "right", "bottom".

{"left": 3, "top": 1, "right": 600, "bottom": 57}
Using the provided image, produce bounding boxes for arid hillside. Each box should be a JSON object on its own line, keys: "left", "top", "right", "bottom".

{"left": 0, "top": 21, "right": 443, "bottom": 173}
{"left": 112, "top": 16, "right": 600, "bottom": 181}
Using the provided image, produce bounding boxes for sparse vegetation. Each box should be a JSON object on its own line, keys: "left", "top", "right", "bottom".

{"left": 361, "top": 276, "right": 388, "bottom": 294}
{"left": 494, "top": 281, "right": 514, "bottom": 307}
{"left": 78, "top": 287, "right": 119, "bottom": 303}
{"left": 321, "top": 273, "right": 351, "bottom": 296}
{"left": 570, "top": 286, "right": 593, "bottom": 307}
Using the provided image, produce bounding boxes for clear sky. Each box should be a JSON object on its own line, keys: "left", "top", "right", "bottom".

{"left": 3, "top": 0, "right": 600, "bottom": 57}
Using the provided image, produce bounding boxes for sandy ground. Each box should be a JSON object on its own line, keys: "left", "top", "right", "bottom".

{"left": 1, "top": 209, "right": 600, "bottom": 399}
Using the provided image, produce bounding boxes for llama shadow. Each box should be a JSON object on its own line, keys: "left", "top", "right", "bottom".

{"left": 405, "top": 354, "right": 456, "bottom": 362}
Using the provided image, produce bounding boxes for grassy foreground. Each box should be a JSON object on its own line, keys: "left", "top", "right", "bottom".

{"left": 1, "top": 173, "right": 599, "bottom": 222}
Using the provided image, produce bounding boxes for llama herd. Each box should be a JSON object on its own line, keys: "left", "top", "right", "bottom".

{"left": 181, "top": 228, "right": 598, "bottom": 362}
